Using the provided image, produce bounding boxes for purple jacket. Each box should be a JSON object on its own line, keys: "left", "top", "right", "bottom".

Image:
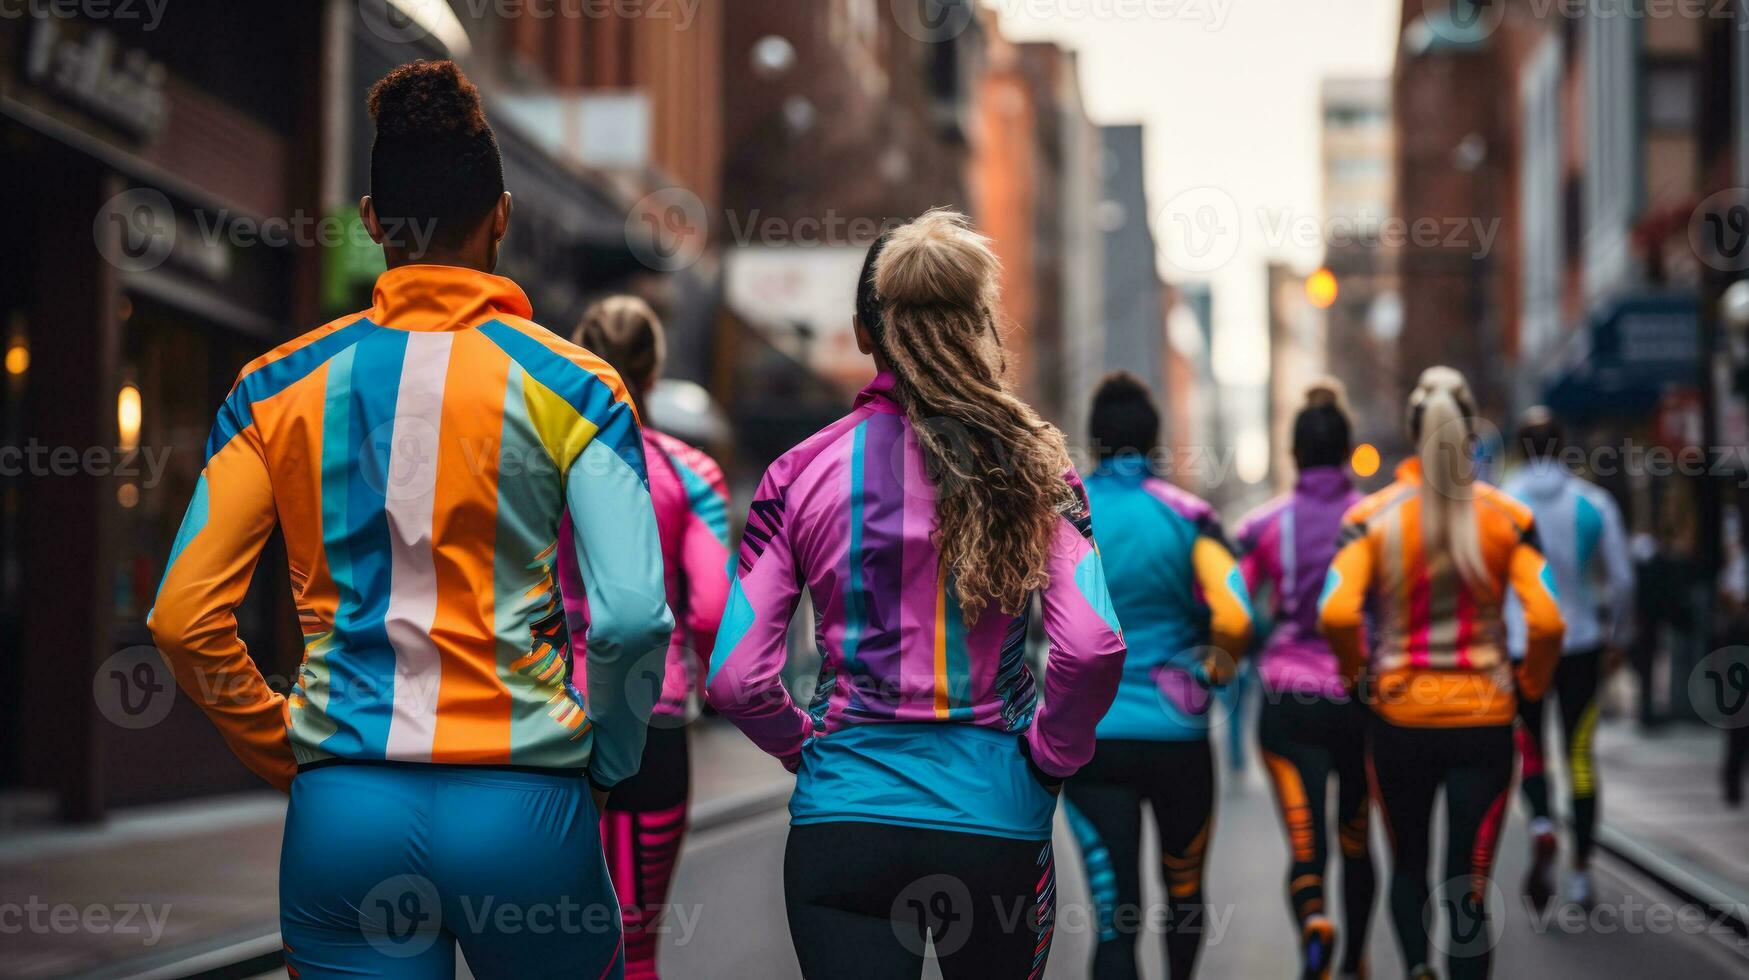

{"left": 704, "top": 373, "right": 1128, "bottom": 778}
{"left": 1235, "top": 466, "right": 1360, "bottom": 699}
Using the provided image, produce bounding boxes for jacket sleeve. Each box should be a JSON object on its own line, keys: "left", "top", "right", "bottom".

{"left": 676, "top": 451, "right": 733, "bottom": 678}
{"left": 1234, "top": 512, "right": 1267, "bottom": 595}
{"left": 147, "top": 390, "right": 295, "bottom": 792}
{"left": 1026, "top": 481, "right": 1127, "bottom": 780}
{"left": 1596, "top": 491, "right": 1635, "bottom": 648}
{"left": 705, "top": 468, "right": 812, "bottom": 769}
{"left": 1319, "top": 515, "right": 1373, "bottom": 686}
{"left": 1190, "top": 516, "right": 1255, "bottom": 683}
{"left": 1509, "top": 520, "right": 1565, "bottom": 701}
{"left": 566, "top": 402, "right": 675, "bottom": 792}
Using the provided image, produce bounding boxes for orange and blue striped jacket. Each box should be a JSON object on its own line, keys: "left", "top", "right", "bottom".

{"left": 1317, "top": 458, "right": 1564, "bottom": 727}
{"left": 148, "top": 265, "right": 674, "bottom": 791}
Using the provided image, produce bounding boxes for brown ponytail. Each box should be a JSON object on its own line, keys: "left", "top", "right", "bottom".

{"left": 573, "top": 295, "right": 665, "bottom": 405}
{"left": 869, "top": 209, "right": 1074, "bottom": 623}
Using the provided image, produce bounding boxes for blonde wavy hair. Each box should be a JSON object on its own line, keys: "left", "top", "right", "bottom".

{"left": 1408, "top": 366, "right": 1494, "bottom": 599}
{"left": 861, "top": 209, "right": 1074, "bottom": 623}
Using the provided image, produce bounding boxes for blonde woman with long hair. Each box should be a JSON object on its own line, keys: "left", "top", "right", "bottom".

{"left": 706, "top": 210, "right": 1126, "bottom": 978}
{"left": 1319, "top": 367, "right": 1564, "bottom": 980}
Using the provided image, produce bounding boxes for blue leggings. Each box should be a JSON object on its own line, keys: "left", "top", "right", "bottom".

{"left": 281, "top": 764, "right": 623, "bottom": 979}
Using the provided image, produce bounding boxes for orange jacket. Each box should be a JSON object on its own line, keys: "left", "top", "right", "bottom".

{"left": 1317, "top": 459, "right": 1564, "bottom": 727}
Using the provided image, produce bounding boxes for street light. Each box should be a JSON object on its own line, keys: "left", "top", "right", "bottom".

{"left": 1306, "top": 268, "right": 1338, "bottom": 309}
{"left": 1351, "top": 443, "right": 1381, "bottom": 478}
{"left": 117, "top": 383, "right": 141, "bottom": 453}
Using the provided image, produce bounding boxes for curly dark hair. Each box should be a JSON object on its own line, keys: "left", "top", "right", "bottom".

{"left": 1088, "top": 371, "right": 1159, "bottom": 460}
{"left": 367, "top": 60, "right": 504, "bottom": 250}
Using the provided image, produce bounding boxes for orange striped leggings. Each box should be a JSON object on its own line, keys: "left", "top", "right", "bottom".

{"left": 1258, "top": 694, "right": 1375, "bottom": 977}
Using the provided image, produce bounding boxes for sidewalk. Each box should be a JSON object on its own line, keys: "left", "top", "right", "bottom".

{"left": 1591, "top": 718, "right": 1749, "bottom": 921}
{"left": 0, "top": 720, "right": 792, "bottom": 980}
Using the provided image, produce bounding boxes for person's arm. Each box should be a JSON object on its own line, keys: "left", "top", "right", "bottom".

{"left": 566, "top": 401, "right": 675, "bottom": 794}
{"left": 1319, "top": 517, "right": 1374, "bottom": 687}
{"left": 675, "top": 451, "right": 733, "bottom": 677}
{"left": 1508, "top": 520, "right": 1565, "bottom": 701}
{"left": 705, "top": 468, "right": 811, "bottom": 769}
{"left": 147, "top": 386, "right": 295, "bottom": 791}
{"left": 1596, "top": 491, "right": 1636, "bottom": 654}
{"left": 1025, "top": 481, "right": 1127, "bottom": 782}
{"left": 1234, "top": 513, "right": 1267, "bottom": 595}
{"left": 1190, "top": 518, "right": 1255, "bottom": 684}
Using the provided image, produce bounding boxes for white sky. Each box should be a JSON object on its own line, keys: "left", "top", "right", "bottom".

{"left": 993, "top": 0, "right": 1401, "bottom": 387}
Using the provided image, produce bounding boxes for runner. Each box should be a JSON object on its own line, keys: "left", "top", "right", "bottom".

{"left": 1235, "top": 380, "right": 1373, "bottom": 980}
{"left": 1320, "top": 366, "right": 1564, "bottom": 980}
{"left": 704, "top": 210, "right": 1127, "bottom": 979}
{"left": 1503, "top": 408, "right": 1633, "bottom": 912}
{"left": 559, "top": 295, "right": 733, "bottom": 979}
{"left": 147, "top": 60, "right": 672, "bottom": 979}
{"left": 1065, "top": 371, "right": 1255, "bottom": 980}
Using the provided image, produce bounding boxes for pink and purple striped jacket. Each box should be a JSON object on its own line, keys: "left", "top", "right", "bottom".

{"left": 559, "top": 427, "right": 732, "bottom": 723}
{"left": 703, "top": 373, "right": 1127, "bottom": 778}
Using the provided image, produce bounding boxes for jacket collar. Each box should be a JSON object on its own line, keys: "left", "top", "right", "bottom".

{"left": 371, "top": 264, "right": 533, "bottom": 331}
{"left": 1094, "top": 452, "right": 1152, "bottom": 480}
{"left": 1295, "top": 465, "right": 1353, "bottom": 498}
{"left": 853, "top": 371, "right": 903, "bottom": 414}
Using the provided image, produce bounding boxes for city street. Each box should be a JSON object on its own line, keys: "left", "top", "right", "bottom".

{"left": 658, "top": 750, "right": 1749, "bottom": 980}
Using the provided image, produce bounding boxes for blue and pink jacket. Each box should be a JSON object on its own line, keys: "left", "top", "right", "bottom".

{"left": 1081, "top": 455, "right": 1254, "bottom": 741}
{"left": 559, "top": 427, "right": 732, "bottom": 723}
{"left": 704, "top": 373, "right": 1127, "bottom": 838}
{"left": 1234, "top": 466, "right": 1362, "bottom": 701}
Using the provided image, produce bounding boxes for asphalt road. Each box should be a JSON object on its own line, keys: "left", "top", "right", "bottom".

{"left": 655, "top": 763, "right": 1749, "bottom": 979}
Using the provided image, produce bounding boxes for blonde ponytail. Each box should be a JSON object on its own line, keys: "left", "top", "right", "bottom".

{"left": 1409, "top": 367, "right": 1494, "bottom": 599}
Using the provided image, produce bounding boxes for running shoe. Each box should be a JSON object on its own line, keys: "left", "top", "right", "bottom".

{"left": 1301, "top": 915, "right": 1336, "bottom": 980}
{"left": 1565, "top": 869, "right": 1594, "bottom": 910}
{"left": 1524, "top": 828, "right": 1558, "bottom": 914}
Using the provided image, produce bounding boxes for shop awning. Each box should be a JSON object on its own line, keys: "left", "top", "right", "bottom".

{"left": 1543, "top": 291, "right": 1700, "bottom": 421}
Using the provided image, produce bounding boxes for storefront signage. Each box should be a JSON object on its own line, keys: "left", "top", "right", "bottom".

{"left": 23, "top": 18, "right": 167, "bottom": 143}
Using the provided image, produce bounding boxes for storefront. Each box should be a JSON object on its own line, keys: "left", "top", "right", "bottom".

{"left": 0, "top": 6, "right": 322, "bottom": 818}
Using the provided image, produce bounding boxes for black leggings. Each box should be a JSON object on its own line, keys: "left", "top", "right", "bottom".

{"left": 1257, "top": 695, "right": 1376, "bottom": 975}
{"left": 1369, "top": 719, "right": 1513, "bottom": 980}
{"left": 1063, "top": 739, "right": 1214, "bottom": 980}
{"left": 783, "top": 821, "right": 1054, "bottom": 979}
{"left": 1515, "top": 647, "right": 1601, "bottom": 865}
